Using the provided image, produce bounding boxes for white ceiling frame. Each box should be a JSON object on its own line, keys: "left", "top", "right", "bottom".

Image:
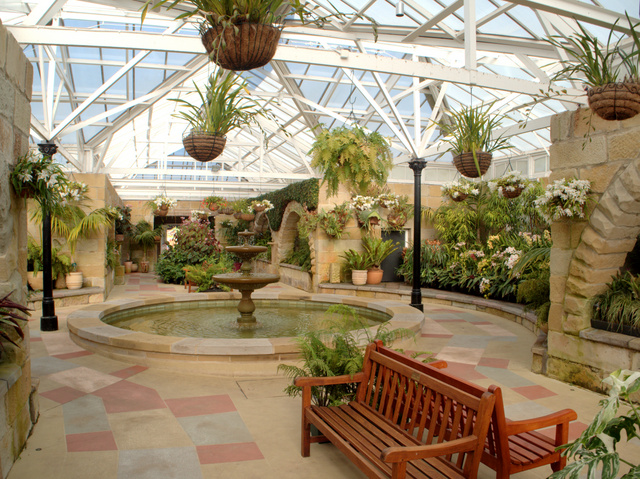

{"left": 402, "top": 0, "right": 464, "bottom": 43}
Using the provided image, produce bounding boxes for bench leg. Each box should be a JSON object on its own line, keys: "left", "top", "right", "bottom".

{"left": 302, "top": 417, "right": 311, "bottom": 457}
{"left": 551, "top": 423, "right": 569, "bottom": 472}
{"left": 391, "top": 462, "right": 407, "bottom": 479}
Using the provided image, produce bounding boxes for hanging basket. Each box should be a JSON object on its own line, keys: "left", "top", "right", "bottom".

{"left": 201, "top": 23, "right": 281, "bottom": 71}
{"left": 253, "top": 205, "right": 266, "bottom": 213}
{"left": 587, "top": 82, "right": 640, "bottom": 121}
{"left": 501, "top": 185, "right": 524, "bottom": 199}
{"left": 208, "top": 204, "right": 220, "bottom": 212}
{"left": 221, "top": 207, "right": 234, "bottom": 215}
{"left": 449, "top": 193, "right": 468, "bottom": 202}
{"left": 155, "top": 205, "right": 169, "bottom": 217}
{"left": 183, "top": 131, "right": 226, "bottom": 163}
{"left": 453, "top": 152, "right": 492, "bottom": 178}
{"left": 239, "top": 213, "right": 255, "bottom": 222}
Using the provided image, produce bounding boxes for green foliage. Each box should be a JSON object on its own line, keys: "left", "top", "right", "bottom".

{"left": 361, "top": 236, "right": 399, "bottom": 269}
{"left": 105, "top": 239, "right": 119, "bottom": 271}
{"left": 26, "top": 236, "right": 73, "bottom": 278}
{"left": 115, "top": 205, "right": 132, "bottom": 236}
{"left": 250, "top": 178, "right": 319, "bottom": 231}
{"left": 592, "top": 272, "right": 640, "bottom": 330}
{"left": 171, "top": 69, "right": 273, "bottom": 138}
{"left": 278, "top": 305, "right": 414, "bottom": 407}
{"left": 309, "top": 124, "right": 392, "bottom": 197}
{"left": 396, "top": 240, "right": 450, "bottom": 287}
{"left": 51, "top": 247, "right": 73, "bottom": 279}
{"left": 340, "top": 249, "right": 371, "bottom": 272}
{"left": 550, "top": 369, "right": 640, "bottom": 479}
{"left": 132, "top": 220, "right": 160, "bottom": 261}
{"left": 435, "top": 103, "right": 511, "bottom": 156}
{"left": 517, "top": 263, "right": 550, "bottom": 326}
{"left": 183, "top": 256, "right": 234, "bottom": 292}
{"left": 281, "top": 235, "right": 311, "bottom": 272}
{"left": 202, "top": 196, "right": 226, "bottom": 209}
{"left": 10, "top": 150, "right": 71, "bottom": 211}
{"left": 384, "top": 196, "right": 413, "bottom": 232}
{"left": 0, "top": 292, "right": 29, "bottom": 355}
{"left": 156, "top": 217, "right": 223, "bottom": 284}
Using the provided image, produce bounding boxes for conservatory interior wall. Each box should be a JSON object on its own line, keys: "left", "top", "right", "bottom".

{"left": 547, "top": 109, "right": 640, "bottom": 391}
{"left": 0, "top": 22, "right": 37, "bottom": 479}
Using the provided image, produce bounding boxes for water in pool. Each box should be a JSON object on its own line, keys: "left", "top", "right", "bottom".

{"left": 102, "top": 300, "right": 390, "bottom": 339}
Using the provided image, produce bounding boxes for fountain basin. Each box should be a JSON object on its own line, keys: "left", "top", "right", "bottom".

{"left": 67, "top": 291, "right": 425, "bottom": 377}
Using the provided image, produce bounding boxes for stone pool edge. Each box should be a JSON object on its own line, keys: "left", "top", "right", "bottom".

{"left": 66, "top": 291, "right": 424, "bottom": 377}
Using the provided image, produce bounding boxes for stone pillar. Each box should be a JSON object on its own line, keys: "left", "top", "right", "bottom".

{"left": 546, "top": 108, "right": 640, "bottom": 390}
{"left": 0, "top": 21, "right": 38, "bottom": 478}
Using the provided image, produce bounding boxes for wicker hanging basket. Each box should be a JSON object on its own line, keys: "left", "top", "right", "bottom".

{"left": 587, "top": 82, "right": 640, "bottom": 121}
{"left": 449, "top": 193, "right": 469, "bottom": 202}
{"left": 501, "top": 186, "right": 524, "bottom": 199}
{"left": 183, "top": 131, "right": 226, "bottom": 163}
{"left": 155, "top": 205, "right": 169, "bottom": 217}
{"left": 452, "top": 151, "right": 492, "bottom": 178}
{"left": 201, "top": 23, "right": 282, "bottom": 71}
{"left": 239, "top": 213, "right": 255, "bottom": 222}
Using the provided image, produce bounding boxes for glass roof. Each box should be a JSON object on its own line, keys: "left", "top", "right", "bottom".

{"left": 1, "top": 0, "right": 637, "bottom": 200}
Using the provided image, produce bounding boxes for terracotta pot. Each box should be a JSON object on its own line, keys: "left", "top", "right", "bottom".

{"left": 155, "top": 205, "right": 169, "bottom": 217}
{"left": 131, "top": 263, "right": 139, "bottom": 273}
{"left": 183, "top": 131, "right": 226, "bottom": 163}
{"left": 27, "top": 271, "right": 44, "bottom": 291}
{"left": 66, "top": 272, "right": 83, "bottom": 290}
{"left": 366, "top": 268, "right": 384, "bottom": 285}
{"left": 140, "top": 261, "right": 150, "bottom": 273}
{"left": 201, "top": 23, "right": 282, "bottom": 71}
{"left": 124, "top": 261, "right": 133, "bottom": 274}
{"left": 453, "top": 151, "right": 492, "bottom": 178}
{"left": 587, "top": 82, "right": 640, "bottom": 121}
{"left": 351, "top": 269, "right": 368, "bottom": 286}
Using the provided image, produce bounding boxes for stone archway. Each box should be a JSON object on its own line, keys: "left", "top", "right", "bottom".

{"left": 546, "top": 110, "right": 640, "bottom": 389}
{"left": 276, "top": 201, "right": 303, "bottom": 263}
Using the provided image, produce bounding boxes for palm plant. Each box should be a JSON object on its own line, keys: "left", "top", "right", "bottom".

{"left": 361, "top": 237, "right": 398, "bottom": 269}
{"left": 132, "top": 220, "right": 161, "bottom": 262}
{"left": 340, "top": 249, "right": 371, "bottom": 272}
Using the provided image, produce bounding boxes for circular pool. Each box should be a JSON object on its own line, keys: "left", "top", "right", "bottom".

{"left": 67, "top": 291, "right": 425, "bottom": 377}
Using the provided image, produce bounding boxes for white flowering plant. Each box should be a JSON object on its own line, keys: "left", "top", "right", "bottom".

{"left": 153, "top": 195, "right": 177, "bottom": 209}
{"left": 377, "top": 193, "right": 400, "bottom": 209}
{"left": 251, "top": 199, "right": 273, "bottom": 212}
{"left": 10, "top": 150, "right": 71, "bottom": 209}
{"left": 441, "top": 179, "right": 480, "bottom": 200}
{"left": 488, "top": 171, "right": 528, "bottom": 197}
{"left": 350, "top": 195, "right": 376, "bottom": 212}
{"left": 534, "top": 178, "right": 592, "bottom": 221}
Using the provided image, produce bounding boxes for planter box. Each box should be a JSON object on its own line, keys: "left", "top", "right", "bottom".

{"left": 591, "top": 319, "right": 640, "bottom": 338}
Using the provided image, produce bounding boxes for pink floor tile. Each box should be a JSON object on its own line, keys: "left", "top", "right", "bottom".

{"left": 40, "top": 386, "right": 86, "bottom": 404}
{"left": 478, "top": 357, "right": 510, "bottom": 369}
{"left": 110, "top": 365, "right": 148, "bottom": 379}
{"left": 539, "top": 421, "right": 588, "bottom": 442}
{"left": 197, "top": 443, "right": 264, "bottom": 464}
{"left": 166, "top": 395, "right": 236, "bottom": 418}
{"left": 139, "top": 285, "right": 160, "bottom": 291}
{"left": 512, "top": 385, "right": 558, "bottom": 400}
{"left": 472, "top": 321, "right": 493, "bottom": 325}
{"left": 435, "top": 319, "right": 466, "bottom": 322}
{"left": 66, "top": 431, "right": 117, "bottom": 452}
{"left": 474, "top": 323, "right": 517, "bottom": 337}
{"left": 440, "top": 361, "right": 488, "bottom": 381}
{"left": 421, "top": 333, "right": 454, "bottom": 338}
{"left": 53, "top": 350, "right": 93, "bottom": 360}
{"left": 30, "top": 337, "right": 43, "bottom": 342}
{"left": 92, "top": 380, "right": 166, "bottom": 413}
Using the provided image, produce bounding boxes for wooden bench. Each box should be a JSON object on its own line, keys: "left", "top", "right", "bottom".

{"left": 295, "top": 341, "right": 497, "bottom": 479}
{"left": 375, "top": 341, "right": 578, "bottom": 478}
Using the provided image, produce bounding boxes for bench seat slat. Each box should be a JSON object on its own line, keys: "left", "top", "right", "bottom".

{"left": 507, "top": 431, "right": 557, "bottom": 465}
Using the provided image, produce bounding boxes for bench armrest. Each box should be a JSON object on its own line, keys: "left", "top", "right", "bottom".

{"left": 428, "top": 359, "right": 448, "bottom": 369}
{"left": 294, "top": 372, "right": 367, "bottom": 388}
{"left": 381, "top": 436, "right": 478, "bottom": 463}
{"left": 505, "top": 409, "right": 578, "bottom": 436}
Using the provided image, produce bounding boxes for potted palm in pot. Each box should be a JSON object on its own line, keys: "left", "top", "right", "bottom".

{"left": 546, "top": 17, "right": 640, "bottom": 121}
{"left": 132, "top": 220, "right": 161, "bottom": 273}
{"left": 361, "top": 236, "right": 399, "bottom": 285}
{"left": 172, "top": 69, "right": 271, "bottom": 163}
{"left": 435, "top": 104, "right": 511, "bottom": 178}
{"left": 309, "top": 124, "right": 393, "bottom": 197}
{"left": 340, "top": 250, "right": 371, "bottom": 286}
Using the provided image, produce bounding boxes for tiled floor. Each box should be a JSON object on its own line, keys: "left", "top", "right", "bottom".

{"left": 10, "top": 274, "right": 640, "bottom": 478}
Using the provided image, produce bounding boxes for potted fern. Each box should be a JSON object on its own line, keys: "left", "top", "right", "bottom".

{"left": 546, "top": 17, "right": 640, "bottom": 121}
{"left": 340, "top": 250, "right": 371, "bottom": 286}
{"left": 435, "top": 104, "right": 511, "bottom": 178}
{"left": 171, "top": 69, "right": 270, "bottom": 163}
{"left": 361, "top": 236, "right": 399, "bottom": 285}
{"left": 309, "top": 124, "right": 393, "bottom": 197}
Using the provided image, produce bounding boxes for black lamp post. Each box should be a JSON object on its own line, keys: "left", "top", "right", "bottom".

{"left": 37, "top": 141, "right": 58, "bottom": 332}
{"left": 408, "top": 158, "right": 427, "bottom": 311}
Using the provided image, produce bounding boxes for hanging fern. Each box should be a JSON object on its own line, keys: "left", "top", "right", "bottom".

{"left": 309, "top": 124, "right": 393, "bottom": 197}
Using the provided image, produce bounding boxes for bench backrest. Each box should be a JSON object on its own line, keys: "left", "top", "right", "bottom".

{"left": 373, "top": 341, "right": 510, "bottom": 466}
{"left": 356, "top": 342, "right": 496, "bottom": 477}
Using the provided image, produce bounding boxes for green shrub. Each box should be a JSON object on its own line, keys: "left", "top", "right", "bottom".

{"left": 281, "top": 234, "right": 311, "bottom": 272}
{"left": 249, "top": 178, "right": 319, "bottom": 231}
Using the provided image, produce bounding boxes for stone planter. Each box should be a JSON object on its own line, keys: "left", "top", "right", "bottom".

{"left": 591, "top": 319, "right": 640, "bottom": 338}
{"left": 351, "top": 269, "right": 367, "bottom": 286}
{"left": 66, "top": 272, "right": 83, "bottom": 290}
{"left": 131, "top": 263, "right": 139, "bottom": 273}
{"left": 55, "top": 274, "right": 67, "bottom": 289}
{"left": 124, "top": 261, "right": 133, "bottom": 274}
{"left": 27, "top": 271, "right": 43, "bottom": 291}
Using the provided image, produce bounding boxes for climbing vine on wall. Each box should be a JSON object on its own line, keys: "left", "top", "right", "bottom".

{"left": 250, "top": 178, "right": 319, "bottom": 231}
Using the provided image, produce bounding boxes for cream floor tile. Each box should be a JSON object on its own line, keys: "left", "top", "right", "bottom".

{"left": 60, "top": 451, "right": 118, "bottom": 479}
{"left": 108, "top": 409, "right": 193, "bottom": 450}
{"left": 127, "top": 370, "right": 239, "bottom": 400}
{"left": 7, "top": 451, "right": 65, "bottom": 479}
{"left": 47, "top": 366, "right": 121, "bottom": 393}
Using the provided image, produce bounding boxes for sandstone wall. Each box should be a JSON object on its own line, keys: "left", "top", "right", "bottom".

{"left": 547, "top": 109, "right": 640, "bottom": 391}
{"left": 0, "top": 21, "right": 38, "bottom": 478}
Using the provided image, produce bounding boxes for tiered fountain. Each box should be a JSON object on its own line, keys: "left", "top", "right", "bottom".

{"left": 213, "top": 230, "right": 280, "bottom": 327}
